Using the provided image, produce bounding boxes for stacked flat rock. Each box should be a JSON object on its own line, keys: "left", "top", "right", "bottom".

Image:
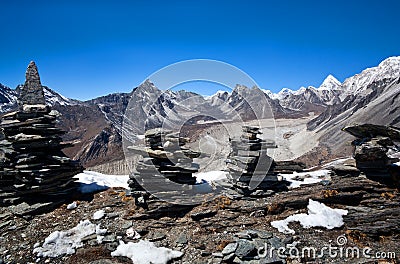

{"left": 343, "top": 124, "right": 400, "bottom": 186}
{"left": 225, "top": 126, "right": 286, "bottom": 195}
{"left": 127, "top": 128, "right": 201, "bottom": 197}
{"left": 269, "top": 160, "right": 306, "bottom": 174}
{"left": 0, "top": 62, "right": 83, "bottom": 206}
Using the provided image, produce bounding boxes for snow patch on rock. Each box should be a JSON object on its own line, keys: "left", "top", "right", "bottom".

{"left": 271, "top": 199, "right": 348, "bottom": 234}
{"left": 195, "top": 170, "right": 228, "bottom": 183}
{"left": 281, "top": 169, "right": 331, "bottom": 188}
{"left": 111, "top": 240, "right": 183, "bottom": 264}
{"left": 66, "top": 201, "right": 77, "bottom": 210}
{"left": 33, "top": 220, "right": 107, "bottom": 257}
{"left": 74, "top": 171, "right": 129, "bottom": 193}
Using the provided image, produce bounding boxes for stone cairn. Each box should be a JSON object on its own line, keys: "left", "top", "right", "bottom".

{"left": 0, "top": 61, "right": 83, "bottom": 207}
{"left": 225, "top": 126, "right": 287, "bottom": 195}
{"left": 127, "top": 128, "right": 201, "bottom": 202}
{"left": 343, "top": 124, "right": 400, "bottom": 186}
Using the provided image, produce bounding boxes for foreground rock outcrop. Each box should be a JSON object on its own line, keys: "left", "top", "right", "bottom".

{"left": 0, "top": 62, "right": 83, "bottom": 211}
{"left": 343, "top": 124, "right": 400, "bottom": 186}
{"left": 1, "top": 169, "right": 399, "bottom": 264}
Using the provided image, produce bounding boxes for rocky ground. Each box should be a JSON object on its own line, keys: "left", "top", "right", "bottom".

{"left": 0, "top": 171, "right": 399, "bottom": 264}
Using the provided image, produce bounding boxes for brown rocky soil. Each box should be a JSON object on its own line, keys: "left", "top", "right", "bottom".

{"left": 0, "top": 175, "right": 399, "bottom": 264}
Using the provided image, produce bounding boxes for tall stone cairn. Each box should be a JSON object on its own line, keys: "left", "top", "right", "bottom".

{"left": 127, "top": 128, "right": 201, "bottom": 204}
{"left": 19, "top": 61, "right": 46, "bottom": 107}
{"left": 225, "top": 126, "right": 287, "bottom": 196}
{"left": 0, "top": 62, "right": 83, "bottom": 206}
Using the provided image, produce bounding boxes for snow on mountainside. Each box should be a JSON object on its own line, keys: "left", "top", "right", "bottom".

{"left": 42, "top": 86, "right": 75, "bottom": 106}
{"left": 204, "top": 90, "right": 230, "bottom": 99}
{"left": 300, "top": 77, "right": 400, "bottom": 168}
{"left": 0, "top": 83, "right": 18, "bottom": 103}
{"left": 260, "top": 75, "right": 342, "bottom": 113}
{"left": 318, "top": 74, "right": 342, "bottom": 90}
{"left": 85, "top": 92, "right": 131, "bottom": 133}
{"left": 307, "top": 56, "right": 400, "bottom": 131}
{"left": 1, "top": 56, "right": 399, "bottom": 169}
{"left": 0, "top": 83, "right": 75, "bottom": 111}
{"left": 262, "top": 74, "right": 341, "bottom": 103}
{"left": 275, "top": 88, "right": 296, "bottom": 101}
{"left": 260, "top": 56, "right": 400, "bottom": 113}
{"left": 206, "top": 84, "right": 291, "bottom": 119}
{"left": 340, "top": 56, "right": 400, "bottom": 96}
{"left": 0, "top": 83, "right": 18, "bottom": 112}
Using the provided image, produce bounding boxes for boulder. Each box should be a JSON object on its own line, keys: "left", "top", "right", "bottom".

{"left": 342, "top": 123, "right": 400, "bottom": 186}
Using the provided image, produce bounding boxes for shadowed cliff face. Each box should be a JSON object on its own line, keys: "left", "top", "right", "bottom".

{"left": 53, "top": 104, "right": 117, "bottom": 167}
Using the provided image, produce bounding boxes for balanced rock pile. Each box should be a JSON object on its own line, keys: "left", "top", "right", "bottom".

{"left": 226, "top": 126, "right": 287, "bottom": 195}
{"left": 269, "top": 160, "right": 306, "bottom": 174}
{"left": 0, "top": 62, "right": 83, "bottom": 207}
{"left": 343, "top": 124, "right": 400, "bottom": 186}
{"left": 128, "top": 128, "right": 201, "bottom": 198}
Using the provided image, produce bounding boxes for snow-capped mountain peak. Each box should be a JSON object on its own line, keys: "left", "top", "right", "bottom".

{"left": 204, "top": 90, "right": 230, "bottom": 100}
{"left": 378, "top": 56, "right": 400, "bottom": 68}
{"left": 275, "top": 88, "right": 295, "bottom": 100}
{"left": 260, "top": 89, "right": 278, "bottom": 100}
{"left": 293, "top": 86, "right": 307, "bottom": 95}
{"left": 259, "top": 75, "right": 343, "bottom": 112}
{"left": 318, "top": 74, "right": 341, "bottom": 90}
{"left": 279, "top": 87, "right": 295, "bottom": 94}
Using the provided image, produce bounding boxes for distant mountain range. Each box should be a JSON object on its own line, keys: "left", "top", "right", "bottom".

{"left": 1, "top": 56, "right": 399, "bottom": 168}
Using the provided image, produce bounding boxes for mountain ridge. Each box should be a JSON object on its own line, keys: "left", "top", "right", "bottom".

{"left": 1, "top": 56, "right": 399, "bottom": 168}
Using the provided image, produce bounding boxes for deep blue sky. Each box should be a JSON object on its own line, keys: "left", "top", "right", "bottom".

{"left": 0, "top": 0, "right": 399, "bottom": 100}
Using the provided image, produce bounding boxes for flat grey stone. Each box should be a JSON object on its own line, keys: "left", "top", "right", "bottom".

{"left": 255, "top": 230, "right": 273, "bottom": 239}
{"left": 148, "top": 231, "right": 166, "bottom": 242}
{"left": 222, "top": 242, "right": 238, "bottom": 255}
{"left": 10, "top": 202, "right": 53, "bottom": 216}
{"left": 176, "top": 232, "right": 188, "bottom": 245}
{"left": 190, "top": 210, "right": 217, "bottom": 221}
{"left": 106, "top": 212, "right": 119, "bottom": 219}
{"left": 223, "top": 252, "right": 236, "bottom": 262}
{"left": 81, "top": 234, "right": 97, "bottom": 242}
{"left": 235, "top": 239, "right": 256, "bottom": 258}
{"left": 267, "top": 237, "right": 284, "bottom": 249}
{"left": 212, "top": 252, "right": 224, "bottom": 258}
